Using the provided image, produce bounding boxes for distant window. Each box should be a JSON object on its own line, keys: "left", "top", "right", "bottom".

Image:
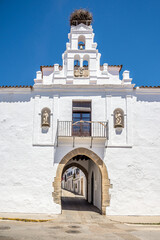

{"left": 114, "top": 108, "right": 124, "bottom": 128}
{"left": 41, "top": 108, "right": 51, "bottom": 127}
{"left": 76, "top": 168, "right": 80, "bottom": 174}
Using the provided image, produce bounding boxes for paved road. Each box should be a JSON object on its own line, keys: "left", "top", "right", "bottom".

{"left": 61, "top": 189, "right": 100, "bottom": 213}
{"left": 0, "top": 190, "right": 160, "bottom": 240}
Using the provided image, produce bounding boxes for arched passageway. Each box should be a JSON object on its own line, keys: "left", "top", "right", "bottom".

{"left": 61, "top": 163, "right": 99, "bottom": 213}
{"left": 53, "top": 148, "right": 111, "bottom": 215}
{"left": 62, "top": 162, "right": 88, "bottom": 200}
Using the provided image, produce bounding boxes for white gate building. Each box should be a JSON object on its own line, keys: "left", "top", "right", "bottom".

{"left": 0, "top": 10, "right": 160, "bottom": 215}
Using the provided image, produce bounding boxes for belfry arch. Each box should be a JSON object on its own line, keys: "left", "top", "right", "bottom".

{"left": 53, "top": 148, "right": 111, "bottom": 215}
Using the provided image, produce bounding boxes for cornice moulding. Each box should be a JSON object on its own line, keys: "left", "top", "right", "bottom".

{"left": 134, "top": 89, "right": 160, "bottom": 94}
{"left": 1, "top": 84, "right": 160, "bottom": 95}
{"left": 0, "top": 88, "right": 32, "bottom": 94}
{"left": 33, "top": 83, "right": 135, "bottom": 91}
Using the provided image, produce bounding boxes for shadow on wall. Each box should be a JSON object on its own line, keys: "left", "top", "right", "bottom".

{"left": 0, "top": 91, "right": 54, "bottom": 103}
{"left": 115, "top": 128, "right": 122, "bottom": 135}
{"left": 53, "top": 147, "right": 106, "bottom": 165}
{"left": 136, "top": 94, "right": 160, "bottom": 102}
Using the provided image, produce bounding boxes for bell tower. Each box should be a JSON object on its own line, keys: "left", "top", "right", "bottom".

{"left": 62, "top": 9, "right": 100, "bottom": 84}
{"left": 34, "top": 9, "right": 127, "bottom": 86}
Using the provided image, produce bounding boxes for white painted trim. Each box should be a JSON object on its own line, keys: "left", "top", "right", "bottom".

{"left": 107, "top": 145, "right": 133, "bottom": 148}
{"left": 32, "top": 144, "right": 55, "bottom": 146}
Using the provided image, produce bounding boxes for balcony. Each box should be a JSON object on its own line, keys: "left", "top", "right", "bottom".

{"left": 57, "top": 120, "right": 108, "bottom": 147}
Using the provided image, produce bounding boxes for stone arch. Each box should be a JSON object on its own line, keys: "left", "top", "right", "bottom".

{"left": 52, "top": 147, "right": 110, "bottom": 215}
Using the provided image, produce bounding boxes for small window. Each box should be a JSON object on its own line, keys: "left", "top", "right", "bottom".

{"left": 114, "top": 108, "right": 124, "bottom": 128}
{"left": 41, "top": 108, "right": 51, "bottom": 127}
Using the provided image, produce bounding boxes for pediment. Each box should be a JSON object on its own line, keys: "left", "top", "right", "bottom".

{"left": 72, "top": 23, "right": 92, "bottom": 32}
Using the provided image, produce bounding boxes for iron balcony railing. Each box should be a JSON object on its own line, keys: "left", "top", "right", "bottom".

{"left": 57, "top": 120, "right": 108, "bottom": 138}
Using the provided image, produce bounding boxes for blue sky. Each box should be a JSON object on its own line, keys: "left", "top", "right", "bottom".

{"left": 0, "top": 0, "right": 160, "bottom": 87}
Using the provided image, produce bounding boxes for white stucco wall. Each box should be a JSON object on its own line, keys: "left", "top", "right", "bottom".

{"left": 106, "top": 93, "right": 160, "bottom": 215}
{"left": 0, "top": 88, "right": 160, "bottom": 215}
{"left": 0, "top": 92, "right": 60, "bottom": 213}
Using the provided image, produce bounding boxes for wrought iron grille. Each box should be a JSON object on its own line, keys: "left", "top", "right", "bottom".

{"left": 57, "top": 120, "right": 108, "bottom": 138}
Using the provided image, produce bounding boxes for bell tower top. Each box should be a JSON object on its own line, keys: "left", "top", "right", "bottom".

{"left": 70, "top": 9, "right": 93, "bottom": 26}
{"left": 34, "top": 10, "right": 129, "bottom": 86}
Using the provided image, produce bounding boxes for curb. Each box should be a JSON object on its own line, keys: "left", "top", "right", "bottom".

{"left": 0, "top": 217, "right": 54, "bottom": 222}
{"left": 108, "top": 218, "right": 160, "bottom": 225}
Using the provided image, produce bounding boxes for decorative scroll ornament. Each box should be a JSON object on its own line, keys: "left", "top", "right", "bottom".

{"left": 114, "top": 108, "right": 124, "bottom": 128}
{"left": 41, "top": 108, "right": 51, "bottom": 127}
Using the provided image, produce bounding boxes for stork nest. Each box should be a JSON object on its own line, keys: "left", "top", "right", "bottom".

{"left": 70, "top": 9, "right": 93, "bottom": 26}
